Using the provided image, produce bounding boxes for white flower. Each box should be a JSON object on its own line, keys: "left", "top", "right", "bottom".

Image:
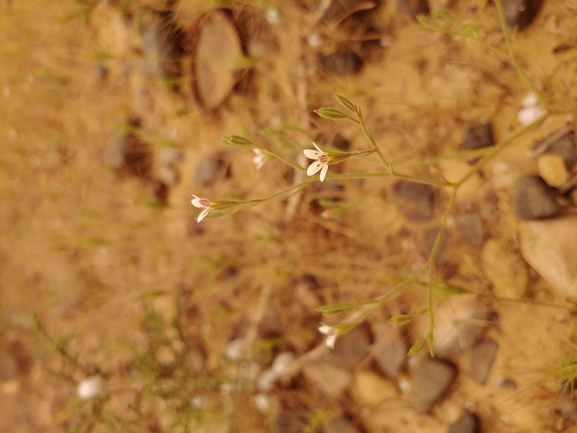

{"left": 265, "top": 8, "right": 280, "bottom": 25}
{"left": 318, "top": 324, "right": 337, "bottom": 349}
{"left": 518, "top": 92, "right": 547, "bottom": 126}
{"left": 252, "top": 149, "right": 266, "bottom": 170}
{"left": 191, "top": 194, "right": 212, "bottom": 222}
{"left": 303, "top": 142, "right": 330, "bottom": 182}
{"left": 77, "top": 376, "right": 104, "bottom": 400}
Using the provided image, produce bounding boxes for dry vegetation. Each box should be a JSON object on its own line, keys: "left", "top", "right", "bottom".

{"left": 1, "top": 0, "right": 577, "bottom": 432}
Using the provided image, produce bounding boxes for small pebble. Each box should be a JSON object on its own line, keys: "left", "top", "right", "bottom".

{"left": 194, "top": 151, "right": 231, "bottom": 187}
{"left": 461, "top": 124, "right": 495, "bottom": 151}
{"left": 392, "top": 180, "right": 435, "bottom": 221}
{"left": 465, "top": 338, "right": 499, "bottom": 385}
{"left": 537, "top": 153, "right": 569, "bottom": 188}
{"left": 513, "top": 175, "right": 562, "bottom": 219}
{"left": 408, "top": 355, "right": 458, "bottom": 413}
{"left": 447, "top": 411, "right": 481, "bottom": 433}
{"left": 77, "top": 376, "right": 104, "bottom": 400}
{"left": 502, "top": 0, "right": 544, "bottom": 29}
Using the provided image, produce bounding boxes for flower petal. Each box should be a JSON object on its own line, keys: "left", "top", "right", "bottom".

{"left": 319, "top": 164, "right": 329, "bottom": 182}
{"left": 303, "top": 149, "right": 322, "bottom": 160}
{"left": 318, "top": 325, "right": 332, "bottom": 335}
{"left": 312, "top": 142, "right": 324, "bottom": 153}
{"left": 326, "top": 334, "right": 337, "bottom": 349}
{"left": 197, "top": 207, "right": 210, "bottom": 223}
{"left": 307, "top": 161, "right": 324, "bottom": 176}
{"left": 191, "top": 195, "right": 204, "bottom": 208}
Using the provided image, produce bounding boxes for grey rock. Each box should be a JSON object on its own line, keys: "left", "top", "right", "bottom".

{"left": 512, "top": 175, "right": 562, "bottom": 220}
{"left": 533, "top": 131, "right": 577, "bottom": 170}
{"left": 502, "top": 0, "right": 544, "bottom": 29}
{"left": 454, "top": 213, "right": 484, "bottom": 248}
{"left": 371, "top": 322, "right": 407, "bottom": 378}
{"left": 194, "top": 151, "right": 231, "bottom": 187}
{"left": 462, "top": 124, "right": 494, "bottom": 151}
{"left": 408, "top": 355, "right": 458, "bottom": 413}
{"left": 392, "top": 180, "right": 435, "bottom": 221}
{"left": 330, "top": 324, "right": 371, "bottom": 372}
{"left": 465, "top": 338, "right": 499, "bottom": 385}
{"left": 447, "top": 411, "right": 481, "bottom": 433}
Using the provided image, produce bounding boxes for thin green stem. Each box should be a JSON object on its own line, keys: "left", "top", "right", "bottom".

{"left": 327, "top": 172, "right": 453, "bottom": 187}
{"left": 493, "top": 0, "right": 548, "bottom": 107}
{"left": 456, "top": 113, "right": 547, "bottom": 187}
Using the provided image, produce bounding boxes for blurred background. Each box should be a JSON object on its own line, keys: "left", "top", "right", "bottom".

{"left": 1, "top": 0, "right": 577, "bottom": 432}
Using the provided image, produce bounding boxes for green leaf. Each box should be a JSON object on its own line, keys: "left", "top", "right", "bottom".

{"left": 416, "top": 15, "right": 434, "bottom": 26}
{"left": 314, "top": 108, "right": 348, "bottom": 120}
{"left": 221, "top": 135, "right": 256, "bottom": 147}
{"left": 437, "top": 283, "right": 468, "bottom": 295}
{"left": 408, "top": 338, "right": 426, "bottom": 356}
{"left": 333, "top": 94, "right": 357, "bottom": 113}
{"left": 333, "top": 321, "right": 357, "bottom": 334}
{"left": 315, "top": 303, "right": 355, "bottom": 316}
{"left": 388, "top": 314, "right": 416, "bottom": 327}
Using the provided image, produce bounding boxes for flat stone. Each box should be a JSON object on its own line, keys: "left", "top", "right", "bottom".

{"left": 302, "top": 359, "right": 351, "bottom": 398}
{"left": 392, "top": 180, "right": 435, "bottom": 221}
{"left": 408, "top": 355, "right": 458, "bottom": 413}
{"left": 371, "top": 322, "right": 407, "bottom": 378}
{"left": 318, "top": 49, "right": 363, "bottom": 76}
{"left": 325, "top": 416, "right": 361, "bottom": 433}
{"left": 465, "top": 338, "right": 499, "bottom": 385}
{"left": 447, "top": 411, "right": 481, "bottom": 433}
{"left": 502, "top": 0, "right": 544, "bottom": 29}
{"left": 519, "top": 217, "right": 577, "bottom": 297}
{"left": 330, "top": 324, "right": 371, "bottom": 372}
{"left": 429, "top": 295, "right": 488, "bottom": 358}
{"left": 352, "top": 370, "right": 397, "bottom": 407}
{"left": 481, "top": 238, "right": 528, "bottom": 298}
{"left": 398, "top": 0, "right": 429, "bottom": 16}
{"left": 194, "top": 151, "right": 231, "bottom": 187}
{"left": 538, "top": 153, "right": 569, "bottom": 188}
{"left": 462, "top": 124, "right": 494, "bottom": 151}
{"left": 512, "top": 175, "right": 562, "bottom": 220}
{"left": 141, "top": 18, "right": 184, "bottom": 80}
{"left": 533, "top": 131, "right": 577, "bottom": 170}
{"left": 440, "top": 160, "right": 484, "bottom": 200}
{"left": 195, "top": 10, "right": 243, "bottom": 108}
{"left": 454, "top": 213, "right": 484, "bottom": 248}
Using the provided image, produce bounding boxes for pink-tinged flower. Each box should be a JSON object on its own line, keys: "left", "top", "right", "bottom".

{"left": 318, "top": 324, "right": 337, "bottom": 349}
{"left": 191, "top": 195, "right": 212, "bottom": 222}
{"left": 252, "top": 149, "right": 266, "bottom": 170}
{"left": 303, "top": 142, "right": 329, "bottom": 182}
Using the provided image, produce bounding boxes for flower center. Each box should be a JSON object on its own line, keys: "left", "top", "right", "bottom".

{"left": 199, "top": 199, "right": 211, "bottom": 207}
{"left": 320, "top": 154, "right": 328, "bottom": 163}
